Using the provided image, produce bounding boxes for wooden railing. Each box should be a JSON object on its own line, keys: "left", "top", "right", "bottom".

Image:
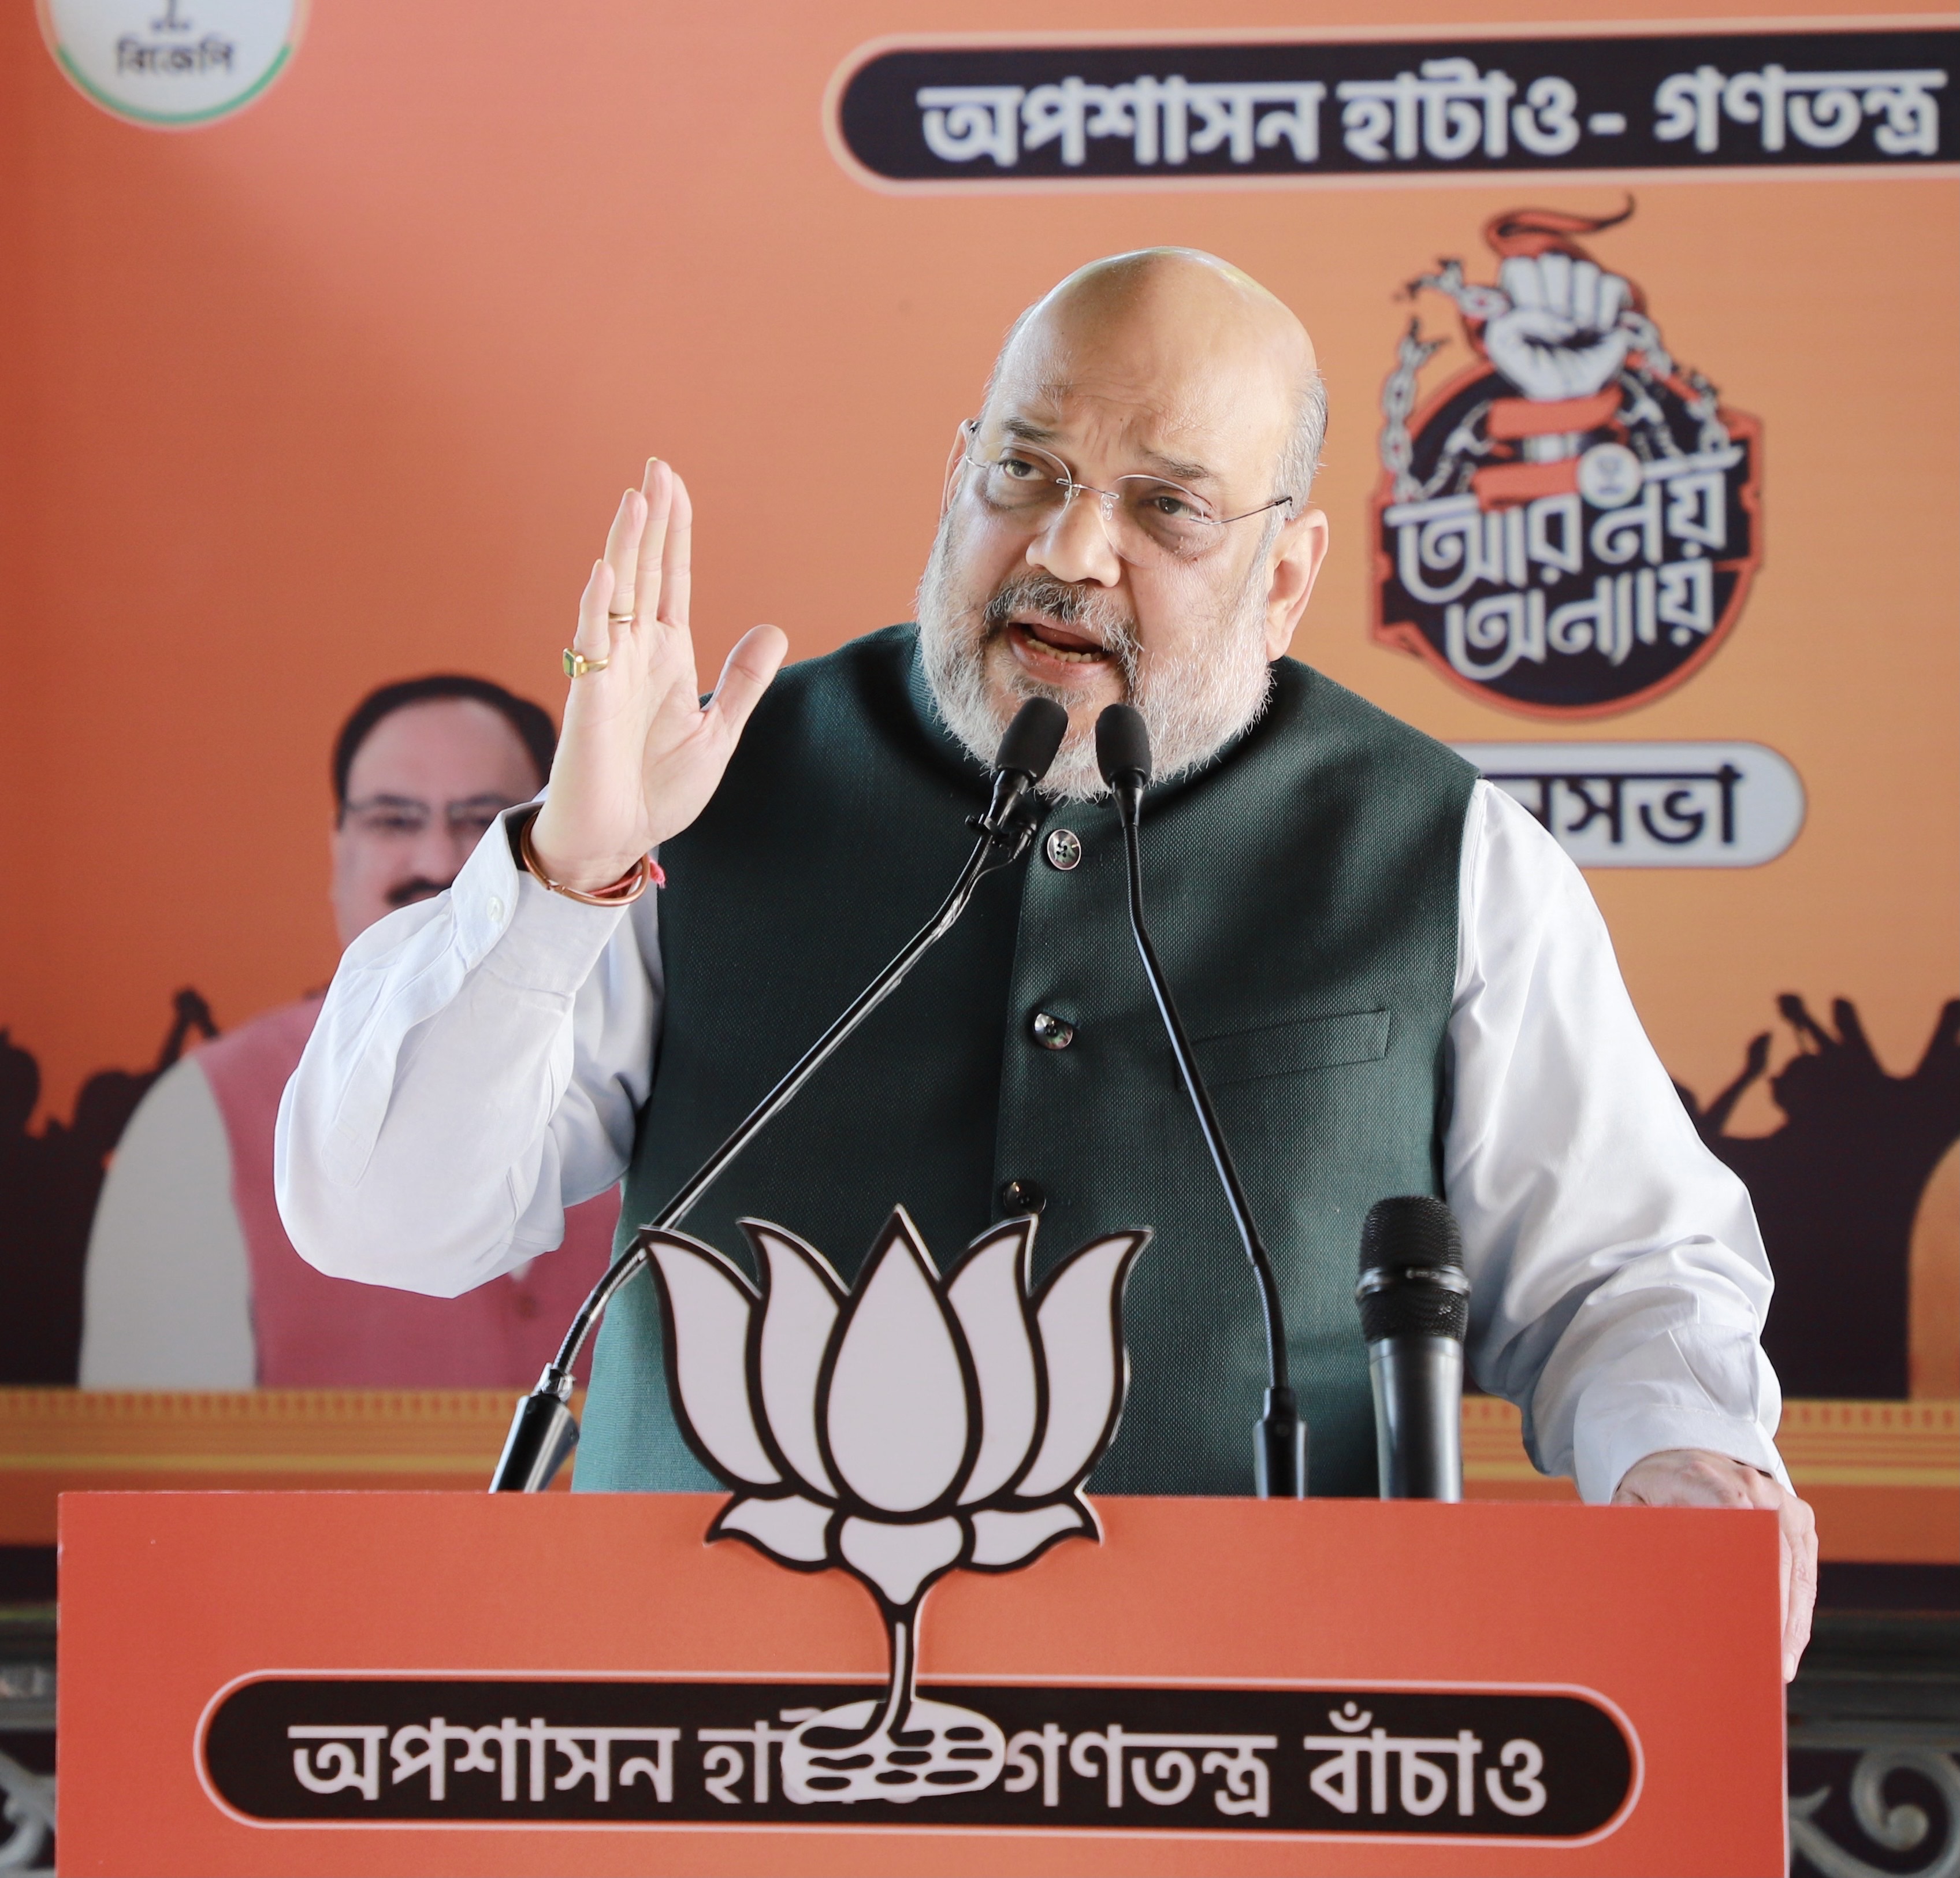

{"left": 0, "top": 1388, "right": 1952, "bottom": 1559}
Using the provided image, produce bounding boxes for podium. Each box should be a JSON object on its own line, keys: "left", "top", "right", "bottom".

{"left": 57, "top": 1490, "right": 1784, "bottom": 1875}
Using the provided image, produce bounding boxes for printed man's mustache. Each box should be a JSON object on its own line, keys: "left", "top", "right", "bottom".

{"left": 386, "top": 877, "right": 455, "bottom": 909}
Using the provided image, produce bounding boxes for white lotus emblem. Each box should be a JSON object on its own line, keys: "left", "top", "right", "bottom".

{"left": 647, "top": 1206, "right": 1147, "bottom": 1804}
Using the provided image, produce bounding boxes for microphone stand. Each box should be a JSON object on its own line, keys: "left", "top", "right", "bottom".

{"left": 490, "top": 762, "right": 1049, "bottom": 1493}
{"left": 1106, "top": 757, "right": 1308, "bottom": 1499}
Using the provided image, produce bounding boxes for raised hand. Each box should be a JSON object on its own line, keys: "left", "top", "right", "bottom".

{"left": 529, "top": 460, "right": 787, "bottom": 891}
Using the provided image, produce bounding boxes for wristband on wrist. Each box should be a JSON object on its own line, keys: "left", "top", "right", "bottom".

{"left": 515, "top": 808, "right": 664, "bottom": 906}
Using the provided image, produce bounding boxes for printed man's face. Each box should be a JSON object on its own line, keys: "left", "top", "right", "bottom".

{"left": 329, "top": 700, "right": 541, "bottom": 947}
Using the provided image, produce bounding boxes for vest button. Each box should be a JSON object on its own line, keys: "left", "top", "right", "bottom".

{"left": 999, "top": 1178, "right": 1046, "bottom": 1215}
{"left": 1044, "top": 828, "right": 1083, "bottom": 871}
{"left": 1030, "top": 1010, "right": 1075, "bottom": 1050}
{"left": 511, "top": 1290, "right": 538, "bottom": 1319}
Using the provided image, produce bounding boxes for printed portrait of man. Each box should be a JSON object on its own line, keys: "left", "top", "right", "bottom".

{"left": 79, "top": 676, "right": 618, "bottom": 1388}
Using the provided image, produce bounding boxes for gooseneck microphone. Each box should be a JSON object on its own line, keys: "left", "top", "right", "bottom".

{"left": 491, "top": 696, "right": 1071, "bottom": 1492}
{"left": 1094, "top": 704, "right": 1307, "bottom": 1499}
{"left": 1356, "top": 1195, "right": 1468, "bottom": 1501}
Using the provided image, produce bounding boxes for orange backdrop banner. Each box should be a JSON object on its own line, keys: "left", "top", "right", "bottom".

{"left": 2, "top": 1, "right": 1955, "bottom": 1544}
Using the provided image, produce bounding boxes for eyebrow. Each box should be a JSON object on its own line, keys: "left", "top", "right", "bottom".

{"left": 999, "top": 415, "right": 1218, "bottom": 486}
{"left": 347, "top": 791, "right": 517, "bottom": 812}
{"left": 1139, "top": 448, "right": 1217, "bottom": 485}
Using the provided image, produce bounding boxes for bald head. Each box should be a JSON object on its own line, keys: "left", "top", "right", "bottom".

{"left": 984, "top": 248, "right": 1324, "bottom": 507}
{"left": 1014, "top": 247, "right": 1314, "bottom": 372}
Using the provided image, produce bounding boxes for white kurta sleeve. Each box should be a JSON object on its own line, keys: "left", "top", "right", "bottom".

{"left": 1446, "top": 780, "right": 1785, "bottom": 1503}
{"left": 79, "top": 1056, "right": 258, "bottom": 1387}
{"left": 274, "top": 805, "right": 660, "bottom": 1297}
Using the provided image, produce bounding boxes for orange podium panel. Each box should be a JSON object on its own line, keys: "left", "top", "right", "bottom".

{"left": 58, "top": 1491, "right": 1783, "bottom": 1876}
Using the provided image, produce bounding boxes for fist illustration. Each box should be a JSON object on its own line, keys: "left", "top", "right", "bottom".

{"left": 1483, "top": 254, "right": 1633, "bottom": 402}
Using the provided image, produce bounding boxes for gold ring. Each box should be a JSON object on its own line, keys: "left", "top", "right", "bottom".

{"left": 562, "top": 648, "right": 611, "bottom": 679}
{"left": 607, "top": 609, "right": 635, "bottom": 625}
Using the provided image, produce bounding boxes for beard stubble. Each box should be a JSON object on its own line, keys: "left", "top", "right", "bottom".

{"left": 914, "top": 510, "right": 1277, "bottom": 802}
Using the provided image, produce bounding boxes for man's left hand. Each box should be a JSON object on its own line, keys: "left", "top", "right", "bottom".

{"left": 1612, "top": 1448, "right": 1817, "bottom": 1682}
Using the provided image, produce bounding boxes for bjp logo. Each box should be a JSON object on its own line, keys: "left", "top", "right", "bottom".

{"left": 647, "top": 1207, "right": 1146, "bottom": 1805}
{"left": 1371, "top": 202, "right": 1762, "bottom": 717}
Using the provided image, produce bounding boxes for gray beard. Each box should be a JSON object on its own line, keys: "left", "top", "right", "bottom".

{"left": 914, "top": 512, "right": 1275, "bottom": 802}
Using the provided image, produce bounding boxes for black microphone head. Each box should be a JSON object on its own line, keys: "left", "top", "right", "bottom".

{"left": 992, "top": 697, "right": 1069, "bottom": 782}
{"left": 1356, "top": 1195, "right": 1468, "bottom": 1344}
{"left": 1358, "top": 1195, "right": 1463, "bottom": 1277}
{"left": 1094, "top": 703, "right": 1152, "bottom": 788}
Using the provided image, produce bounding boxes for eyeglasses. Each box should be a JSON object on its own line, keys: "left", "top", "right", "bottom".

{"left": 341, "top": 794, "right": 517, "bottom": 843}
{"left": 961, "top": 422, "right": 1293, "bottom": 566}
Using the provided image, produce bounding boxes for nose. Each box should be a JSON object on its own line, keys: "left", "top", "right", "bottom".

{"left": 407, "top": 819, "right": 466, "bottom": 890}
{"left": 1027, "top": 486, "right": 1122, "bottom": 587}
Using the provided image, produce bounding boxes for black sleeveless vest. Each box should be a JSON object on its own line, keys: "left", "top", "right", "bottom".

{"left": 578, "top": 626, "right": 1475, "bottom": 1497}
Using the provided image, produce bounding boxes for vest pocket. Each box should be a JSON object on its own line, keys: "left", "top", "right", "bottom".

{"left": 1192, "top": 1009, "right": 1392, "bottom": 1087}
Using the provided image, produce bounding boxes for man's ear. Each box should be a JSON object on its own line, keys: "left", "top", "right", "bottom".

{"left": 941, "top": 419, "right": 975, "bottom": 516}
{"left": 1263, "top": 506, "right": 1330, "bottom": 661}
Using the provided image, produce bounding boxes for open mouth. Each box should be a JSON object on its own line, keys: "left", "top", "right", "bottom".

{"left": 1010, "top": 617, "right": 1110, "bottom": 665}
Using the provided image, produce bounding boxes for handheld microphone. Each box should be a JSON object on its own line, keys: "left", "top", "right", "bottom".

{"left": 1356, "top": 1195, "right": 1468, "bottom": 1501}
{"left": 492, "top": 696, "right": 1070, "bottom": 1492}
{"left": 1094, "top": 704, "right": 1307, "bottom": 1499}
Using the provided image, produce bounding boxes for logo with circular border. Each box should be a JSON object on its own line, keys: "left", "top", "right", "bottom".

{"left": 37, "top": 0, "right": 304, "bottom": 129}
{"left": 1372, "top": 202, "right": 1762, "bottom": 718}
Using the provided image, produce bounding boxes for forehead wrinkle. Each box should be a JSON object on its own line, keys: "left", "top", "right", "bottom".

{"left": 985, "top": 251, "right": 1311, "bottom": 494}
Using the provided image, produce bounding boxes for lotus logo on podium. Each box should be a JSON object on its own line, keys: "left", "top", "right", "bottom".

{"left": 646, "top": 1206, "right": 1147, "bottom": 1805}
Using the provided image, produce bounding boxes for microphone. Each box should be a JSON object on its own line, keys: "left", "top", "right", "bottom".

{"left": 492, "top": 696, "right": 1070, "bottom": 1492}
{"left": 982, "top": 693, "right": 1070, "bottom": 836}
{"left": 1094, "top": 704, "right": 1307, "bottom": 1499}
{"left": 1355, "top": 1196, "right": 1468, "bottom": 1501}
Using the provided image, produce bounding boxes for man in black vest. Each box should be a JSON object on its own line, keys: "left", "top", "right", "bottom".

{"left": 279, "top": 248, "right": 1816, "bottom": 1677}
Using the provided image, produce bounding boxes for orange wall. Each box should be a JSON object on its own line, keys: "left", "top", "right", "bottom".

{"left": 3, "top": 0, "right": 1954, "bottom": 1197}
